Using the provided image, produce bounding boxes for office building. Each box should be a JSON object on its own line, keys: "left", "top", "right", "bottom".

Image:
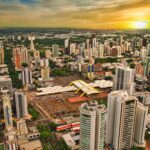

{"left": 20, "top": 67, "right": 33, "bottom": 85}
{"left": 106, "top": 91, "right": 137, "bottom": 150}
{"left": 52, "top": 44, "right": 59, "bottom": 57}
{"left": 113, "top": 66, "right": 135, "bottom": 95}
{"left": 14, "top": 91, "right": 28, "bottom": 119}
{"left": 2, "top": 94, "right": 13, "bottom": 128}
{"left": 134, "top": 102, "right": 148, "bottom": 145}
{"left": 80, "top": 102, "right": 106, "bottom": 150}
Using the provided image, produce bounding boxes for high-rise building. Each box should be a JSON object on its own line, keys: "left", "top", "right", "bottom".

{"left": 106, "top": 91, "right": 137, "bottom": 150}
{"left": 144, "top": 56, "right": 150, "bottom": 76}
{"left": 0, "top": 41, "right": 4, "bottom": 64}
{"left": 134, "top": 102, "right": 148, "bottom": 145}
{"left": 92, "top": 38, "right": 97, "bottom": 48}
{"left": 14, "top": 91, "right": 28, "bottom": 119}
{"left": 20, "top": 67, "right": 32, "bottom": 85}
{"left": 65, "top": 39, "right": 69, "bottom": 48}
{"left": 80, "top": 102, "right": 106, "bottom": 150}
{"left": 52, "top": 44, "right": 59, "bottom": 57}
{"left": 70, "top": 43, "right": 76, "bottom": 54}
{"left": 97, "top": 44, "right": 104, "bottom": 58}
{"left": 2, "top": 94, "right": 13, "bottom": 128}
{"left": 13, "top": 46, "right": 29, "bottom": 70}
{"left": 113, "top": 66, "right": 135, "bottom": 95}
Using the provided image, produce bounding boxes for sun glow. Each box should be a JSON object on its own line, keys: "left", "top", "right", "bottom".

{"left": 133, "top": 21, "right": 147, "bottom": 29}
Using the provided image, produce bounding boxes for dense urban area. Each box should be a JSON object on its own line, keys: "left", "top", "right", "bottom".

{"left": 0, "top": 29, "right": 150, "bottom": 150}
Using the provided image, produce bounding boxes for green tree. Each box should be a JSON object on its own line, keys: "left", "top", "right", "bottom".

{"left": 21, "top": 62, "right": 28, "bottom": 67}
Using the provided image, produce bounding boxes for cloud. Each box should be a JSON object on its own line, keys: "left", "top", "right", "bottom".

{"left": 0, "top": 0, "right": 149, "bottom": 29}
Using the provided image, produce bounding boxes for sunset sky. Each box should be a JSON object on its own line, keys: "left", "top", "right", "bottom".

{"left": 0, "top": 0, "right": 150, "bottom": 29}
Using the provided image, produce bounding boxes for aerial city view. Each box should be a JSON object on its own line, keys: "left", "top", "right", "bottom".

{"left": 0, "top": 0, "right": 150, "bottom": 150}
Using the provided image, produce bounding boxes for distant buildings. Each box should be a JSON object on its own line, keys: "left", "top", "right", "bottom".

{"left": 20, "top": 67, "right": 33, "bottom": 85}
{"left": 80, "top": 102, "right": 106, "bottom": 150}
{"left": 106, "top": 91, "right": 137, "bottom": 150}
{"left": 113, "top": 66, "right": 135, "bottom": 95}
{"left": 14, "top": 91, "right": 28, "bottom": 119}
{"left": 2, "top": 94, "right": 13, "bottom": 128}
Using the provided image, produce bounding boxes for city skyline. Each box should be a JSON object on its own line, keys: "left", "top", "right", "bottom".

{"left": 0, "top": 0, "right": 150, "bottom": 29}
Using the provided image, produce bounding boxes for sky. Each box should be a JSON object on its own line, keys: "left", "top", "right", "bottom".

{"left": 0, "top": 0, "right": 150, "bottom": 29}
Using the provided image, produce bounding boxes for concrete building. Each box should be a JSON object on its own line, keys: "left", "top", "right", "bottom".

{"left": 80, "top": 102, "right": 106, "bottom": 150}
{"left": 20, "top": 67, "right": 33, "bottom": 85}
{"left": 113, "top": 66, "right": 135, "bottom": 95}
{"left": 134, "top": 102, "right": 148, "bottom": 146}
{"left": 14, "top": 91, "right": 28, "bottom": 119}
{"left": 52, "top": 44, "right": 59, "bottom": 57}
{"left": 2, "top": 94, "right": 13, "bottom": 128}
{"left": 106, "top": 91, "right": 137, "bottom": 150}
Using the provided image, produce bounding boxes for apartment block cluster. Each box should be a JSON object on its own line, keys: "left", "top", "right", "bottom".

{"left": 78, "top": 60, "right": 150, "bottom": 150}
